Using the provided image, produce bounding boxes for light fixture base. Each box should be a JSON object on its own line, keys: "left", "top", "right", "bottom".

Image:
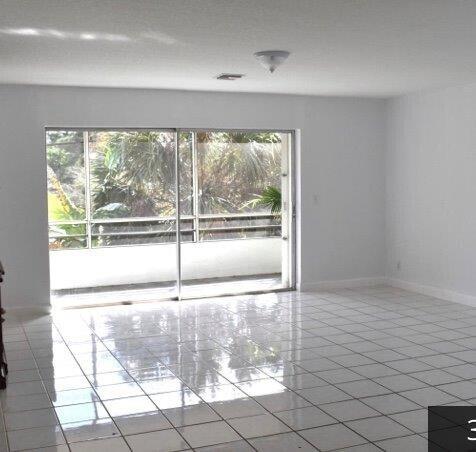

{"left": 254, "top": 50, "right": 290, "bottom": 73}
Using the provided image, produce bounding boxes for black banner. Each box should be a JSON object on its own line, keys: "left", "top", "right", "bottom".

{"left": 428, "top": 406, "right": 476, "bottom": 451}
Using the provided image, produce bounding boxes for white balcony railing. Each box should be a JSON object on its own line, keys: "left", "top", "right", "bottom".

{"left": 49, "top": 212, "right": 281, "bottom": 250}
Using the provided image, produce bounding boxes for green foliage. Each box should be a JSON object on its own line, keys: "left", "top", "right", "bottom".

{"left": 90, "top": 131, "right": 178, "bottom": 219}
{"left": 197, "top": 131, "right": 281, "bottom": 214}
{"left": 47, "top": 193, "right": 83, "bottom": 221}
{"left": 49, "top": 222, "right": 86, "bottom": 250}
{"left": 47, "top": 130, "right": 284, "bottom": 248}
{"left": 47, "top": 191, "right": 86, "bottom": 249}
{"left": 246, "top": 186, "right": 282, "bottom": 214}
{"left": 46, "top": 131, "right": 87, "bottom": 248}
{"left": 94, "top": 203, "right": 130, "bottom": 219}
{"left": 47, "top": 147, "right": 69, "bottom": 171}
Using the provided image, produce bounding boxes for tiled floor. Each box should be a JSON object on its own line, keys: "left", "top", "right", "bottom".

{"left": 1, "top": 285, "right": 475, "bottom": 451}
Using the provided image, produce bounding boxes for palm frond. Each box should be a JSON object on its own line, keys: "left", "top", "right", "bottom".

{"left": 246, "top": 186, "right": 281, "bottom": 214}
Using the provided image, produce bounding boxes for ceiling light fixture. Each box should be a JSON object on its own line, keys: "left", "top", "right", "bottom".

{"left": 254, "top": 50, "right": 290, "bottom": 73}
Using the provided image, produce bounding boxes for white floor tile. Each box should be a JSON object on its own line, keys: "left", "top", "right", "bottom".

{"left": 70, "top": 437, "right": 130, "bottom": 452}
{"left": 376, "top": 434, "right": 427, "bottom": 452}
{"left": 5, "top": 408, "right": 59, "bottom": 431}
{"left": 94, "top": 381, "right": 145, "bottom": 400}
{"left": 1, "top": 393, "right": 52, "bottom": 412}
{"left": 55, "top": 402, "right": 109, "bottom": 424}
{"left": 162, "top": 403, "right": 220, "bottom": 427}
{"left": 228, "top": 413, "right": 291, "bottom": 438}
{"left": 103, "top": 395, "right": 157, "bottom": 417}
{"left": 320, "top": 399, "right": 380, "bottom": 422}
{"left": 114, "top": 411, "right": 172, "bottom": 435}
{"left": 346, "top": 415, "right": 413, "bottom": 442}
{"left": 178, "top": 421, "right": 240, "bottom": 448}
{"left": 126, "top": 429, "right": 190, "bottom": 451}
{"left": 62, "top": 417, "right": 120, "bottom": 443}
{"left": 249, "top": 432, "right": 316, "bottom": 451}
{"left": 208, "top": 397, "right": 266, "bottom": 419}
{"left": 7, "top": 425, "right": 65, "bottom": 451}
{"left": 275, "top": 405, "right": 337, "bottom": 430}
{"left": 52, "top": 388, "right": 100, "bottom": 407}
{"left": 195, "top": 439, "right": 254, "bottom": 451}
{"left": 299, "top": 423, "right": 367, "bottom": 451}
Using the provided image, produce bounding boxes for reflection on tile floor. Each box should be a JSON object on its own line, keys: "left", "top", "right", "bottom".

{"left": 52, "top": 276, "right": 282, "bottom": 308}
{"left": 1, "top": 286, "right": 476, "bottom": 450}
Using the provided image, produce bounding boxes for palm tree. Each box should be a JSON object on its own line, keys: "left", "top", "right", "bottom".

{"left": 248, "top": 186, "right": 282, "bottom": 214}
{"left": 90, "top": 130, "right": 282, "bottom": 217}
{"left": 196, "top": 131, "right": 282, "bottom": 214}
{"left": 48, "top": 130, "right": 284, "bottom": 246}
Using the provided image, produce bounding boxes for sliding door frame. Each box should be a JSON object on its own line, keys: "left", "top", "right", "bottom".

{"left": 175, "top": 127, "right": 296, "bottom": 301}
{"left": 46, "top": 126, "right": 296, "bottom": 305}
{"left": 174, "top": 130, "right": 182, "bottom": 299}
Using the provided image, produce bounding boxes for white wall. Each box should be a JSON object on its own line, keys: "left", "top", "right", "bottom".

{"left": 0, "top": 85, "right": 386, "bottom": 308}
{"left": 50, "top": 238, "right": 281, "bottom": 290}
{"left": 387, "top": 83, "right": 476, "bottom": 301}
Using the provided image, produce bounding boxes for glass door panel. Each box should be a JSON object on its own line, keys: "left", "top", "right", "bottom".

{"left": 47, "top": 129, "right": 179, "bottom": 306}
{"left": 179, "top": 130, "right": 293, "bottom": 299}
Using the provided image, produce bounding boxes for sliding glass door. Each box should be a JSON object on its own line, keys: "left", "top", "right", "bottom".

{"left": 47, "top": 129, "right": 179, "bottom": 305}
{"left": 47, "top": 128, "right": 294, "bottom": 306}
{"left": 179, "top": 130, "right": 293, "bottom": 298}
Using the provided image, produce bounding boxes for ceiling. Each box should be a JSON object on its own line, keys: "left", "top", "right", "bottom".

{"left": 1, "top": 0, "right": 476, "bottom": 97}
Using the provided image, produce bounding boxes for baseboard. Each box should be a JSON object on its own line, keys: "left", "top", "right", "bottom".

{"left": 299, "top": 277, "right": 387, "bottom": 292}
{"left": 7, "top": 279, "right": 475, "bottom": 312}
{"left": 387, "top": 277, "right": 476, "bottom": 308}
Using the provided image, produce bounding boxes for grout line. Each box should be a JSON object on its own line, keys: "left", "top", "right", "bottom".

{"left": 79, "top": 307, "right": 238, "bottom": 452}
{"left": 44, "top": 319, "right": 132, "bottom": 451}
{"left": 19, "top": 322, "right": 72, "bottom": 452}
